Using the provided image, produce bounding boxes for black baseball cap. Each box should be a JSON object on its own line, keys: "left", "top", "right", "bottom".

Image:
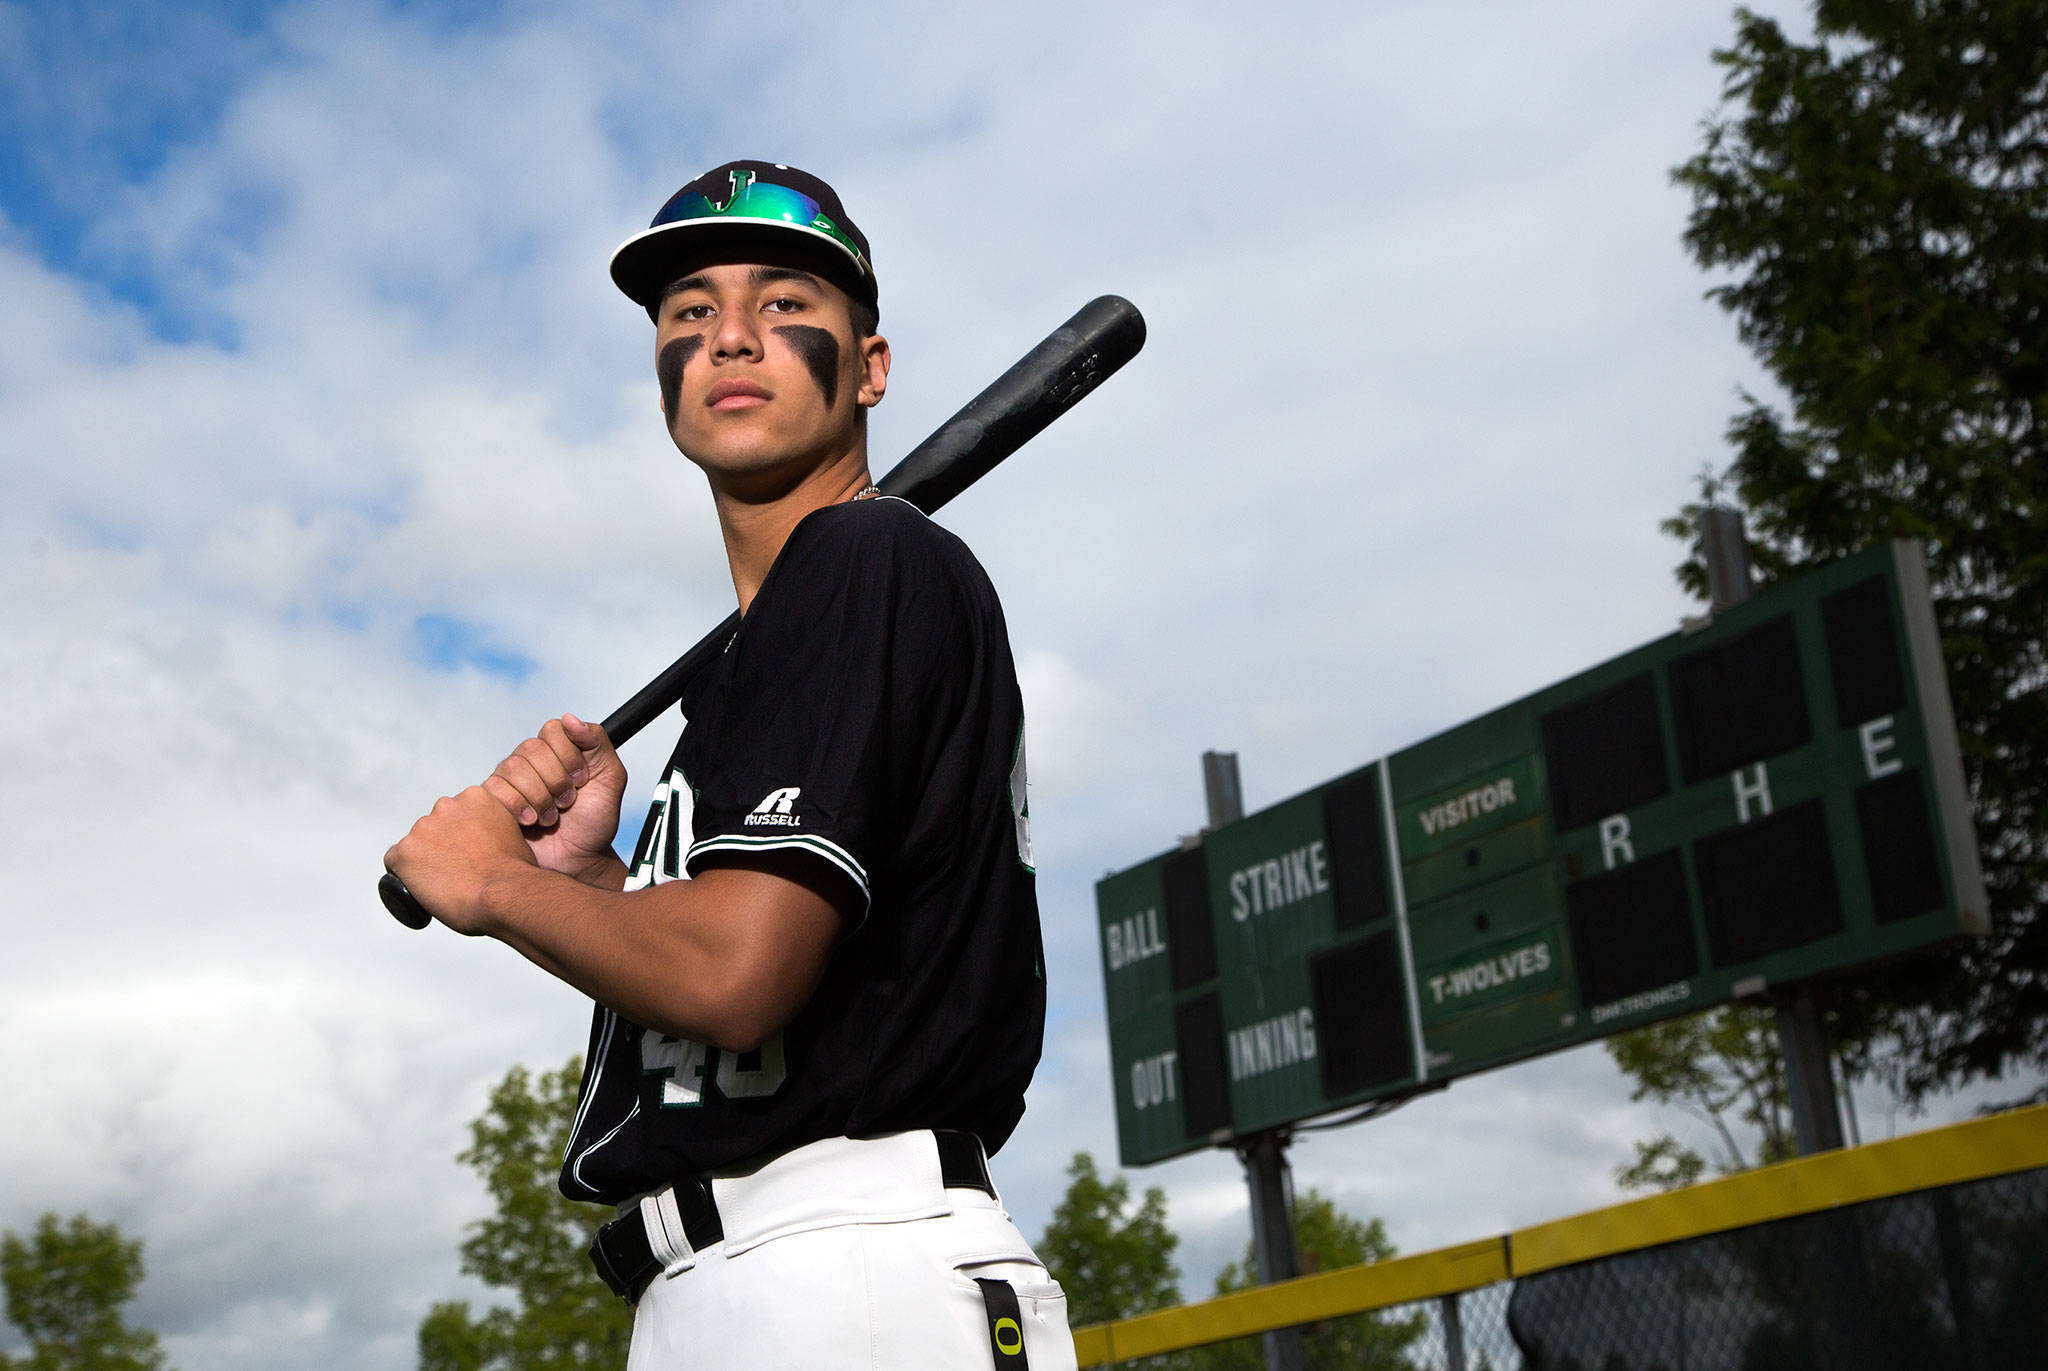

{"left": 609, "top": 160, "right": 878, "bottom": 318}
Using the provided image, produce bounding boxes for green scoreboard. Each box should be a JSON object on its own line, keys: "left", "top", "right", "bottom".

{"left": 1097, "top": 541, "right": 1987, "bottom": 1167}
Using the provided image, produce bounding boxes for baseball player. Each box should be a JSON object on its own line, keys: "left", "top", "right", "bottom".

{"left": 384, "top": 160, "right": 1074, "bottom": 1368}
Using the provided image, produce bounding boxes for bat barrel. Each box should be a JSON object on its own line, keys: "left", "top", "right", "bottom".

{"left": 878, "top": 295, "right": 1145, "bottom": 514}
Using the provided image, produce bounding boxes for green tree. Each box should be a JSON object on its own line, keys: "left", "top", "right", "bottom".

{"left": 1607, "top": 1005, "right": 1795, "bottom": 1191}
{"left": 1035, "top": 1152, "right": 1181, "bottom": 1328}
{"left": 1195, "top": 1191, "right": 1424, "bottom": 1371}
{"left": 418, "top": 1058, "right": 629, "bottom": 1371}
{"left": 1666, "top": 1, "right": 2048, "bottom": 1102}
{"left": 0, "top": 1213, "right": 168, "bottom": 1371}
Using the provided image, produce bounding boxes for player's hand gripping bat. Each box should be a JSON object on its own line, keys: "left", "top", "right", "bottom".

{"left": 380, "top": 294, "right": 1147, "bottom": 929}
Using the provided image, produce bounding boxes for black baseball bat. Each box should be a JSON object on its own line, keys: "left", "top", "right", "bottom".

{"left": 381, "top": 293, "right": 1147, "bottom": 929}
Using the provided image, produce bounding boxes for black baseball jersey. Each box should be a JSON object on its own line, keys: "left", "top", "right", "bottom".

{"left": 560, "top": 496, "right": 1045, "bottom": 1203}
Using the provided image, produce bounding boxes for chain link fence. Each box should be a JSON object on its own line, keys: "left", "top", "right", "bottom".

{"left": 1509, "top": 1163, "right": 2048, "bottom": 1371}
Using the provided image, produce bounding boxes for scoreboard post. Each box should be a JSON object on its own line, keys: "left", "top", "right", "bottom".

{"left": 1097, "top": 540, "right": 1986, "bottom": 1169}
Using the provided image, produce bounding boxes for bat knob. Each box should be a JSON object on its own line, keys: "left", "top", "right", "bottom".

{"left": 379, "top": 873, "right": 434, "bottom": 930}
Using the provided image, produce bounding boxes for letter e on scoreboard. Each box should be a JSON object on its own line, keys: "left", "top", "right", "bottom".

{"left": 1860, "top": 716, "right": 1903, "bottom": 779}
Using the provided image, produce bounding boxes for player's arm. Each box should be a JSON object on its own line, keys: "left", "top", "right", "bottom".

{"left": 485, "top": 854, "right": 846, "bottom": 1052}
{"left": 384, "top": 788, "right": 846, "bottom": 1050}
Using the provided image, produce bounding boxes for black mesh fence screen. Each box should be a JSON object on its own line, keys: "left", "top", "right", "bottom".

{"left": 1090, "top": 1164, "right": 2045, "bottom": 1370}
{"left": 1507, "top": 1164, "right": 2048, "bottom": 1371}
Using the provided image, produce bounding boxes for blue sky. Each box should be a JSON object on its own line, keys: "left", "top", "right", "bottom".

{"left": 4, "top": 4, "right": 2025, "bottom": 1370}
{"left": 2, "top": 2, "right": 281, "bottom": 338}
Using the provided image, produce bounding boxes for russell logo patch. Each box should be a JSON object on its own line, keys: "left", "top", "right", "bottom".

{"left": 743, "top": 786, "right": 802, "bottom": 827}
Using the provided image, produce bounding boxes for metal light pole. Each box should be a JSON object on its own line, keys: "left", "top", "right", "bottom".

{"left": 1701, "top": 506, "right": 1846, "bottom": 1155}
{"left": 1203, "top": 750, "right": 1309, "bottom": 1371}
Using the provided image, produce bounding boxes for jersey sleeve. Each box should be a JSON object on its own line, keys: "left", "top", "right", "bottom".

{"left": 680, "top": 502, "right": 976, "bottom": 923}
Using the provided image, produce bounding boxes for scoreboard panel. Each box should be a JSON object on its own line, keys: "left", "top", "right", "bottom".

{"left": 1096, "top": 764, "right": 1423, "bottom": 1166}
{"left": 1097, "top": 541, "right": 1986, "bottom": 1167}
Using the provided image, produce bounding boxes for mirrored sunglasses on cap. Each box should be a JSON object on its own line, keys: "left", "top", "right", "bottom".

{"left": 650, "top": 177, "right": 872, "bottom": 281}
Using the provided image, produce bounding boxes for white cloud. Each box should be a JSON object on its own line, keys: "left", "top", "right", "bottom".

{"left": 1018, "top": 648, "right": 1126, "bottom": 800}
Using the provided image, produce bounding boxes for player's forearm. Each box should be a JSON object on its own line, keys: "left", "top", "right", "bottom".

{"left": 475, "top": 862, "right": 818, "bottom": 1050}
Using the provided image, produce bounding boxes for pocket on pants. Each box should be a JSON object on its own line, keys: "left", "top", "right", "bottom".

{"left": 952, "top": 1256, "right": 1075, "bottom": 1371}
{"left": 952, "top": 1254, "right": 1066, "bottom": 1304}
{"left": 861, "top": 1210, "right": 1078, "bottom": 1370}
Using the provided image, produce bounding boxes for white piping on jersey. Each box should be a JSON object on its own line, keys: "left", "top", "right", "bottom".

{"left": 568, "top": 1096, "right": 641, "bottom": 1199}
{"left": 686, "top": 832, "right": 871, "bottom": 903}
{"left": 864, "top": 492, "right": 946, "bottom": 533}
{"left": 563, "top": 1008, "right": 620, "bottom": 1171}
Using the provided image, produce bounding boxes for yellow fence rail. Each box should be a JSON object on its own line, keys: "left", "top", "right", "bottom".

{"left": 1072, "top": 1102, "right": 2048, "bottom": 1366}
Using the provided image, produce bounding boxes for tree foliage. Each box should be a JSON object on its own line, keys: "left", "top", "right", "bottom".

{"left": 0, "top": 1213, "right": 168, "bottom": 1371}
{"left": 1035, "top": 1157, "right": 1422, "bottom": 1370}
{"left": 1035, "top": 1152, "right": 1181, "bottom": 1328}
{"left": 417, "top": 1058, "right": 629, "bottom": 1371}
{"left": 1196, "top": 1191, "right": 1424, "bottom": 1371}
{"left": 1667, "top": 0, "right": 2048, "bottom": 1102}
{"left": 1607, "top": 1005, "right": 1795, "bottom": 1191}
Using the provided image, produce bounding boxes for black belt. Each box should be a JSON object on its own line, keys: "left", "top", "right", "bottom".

{"left": 589, "top": 1130, "right": 995, "bottom": 1304}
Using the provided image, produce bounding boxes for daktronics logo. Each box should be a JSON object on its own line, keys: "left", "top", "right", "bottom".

{"left": 744, "top": 787, "right": 802, "bottom": 826}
